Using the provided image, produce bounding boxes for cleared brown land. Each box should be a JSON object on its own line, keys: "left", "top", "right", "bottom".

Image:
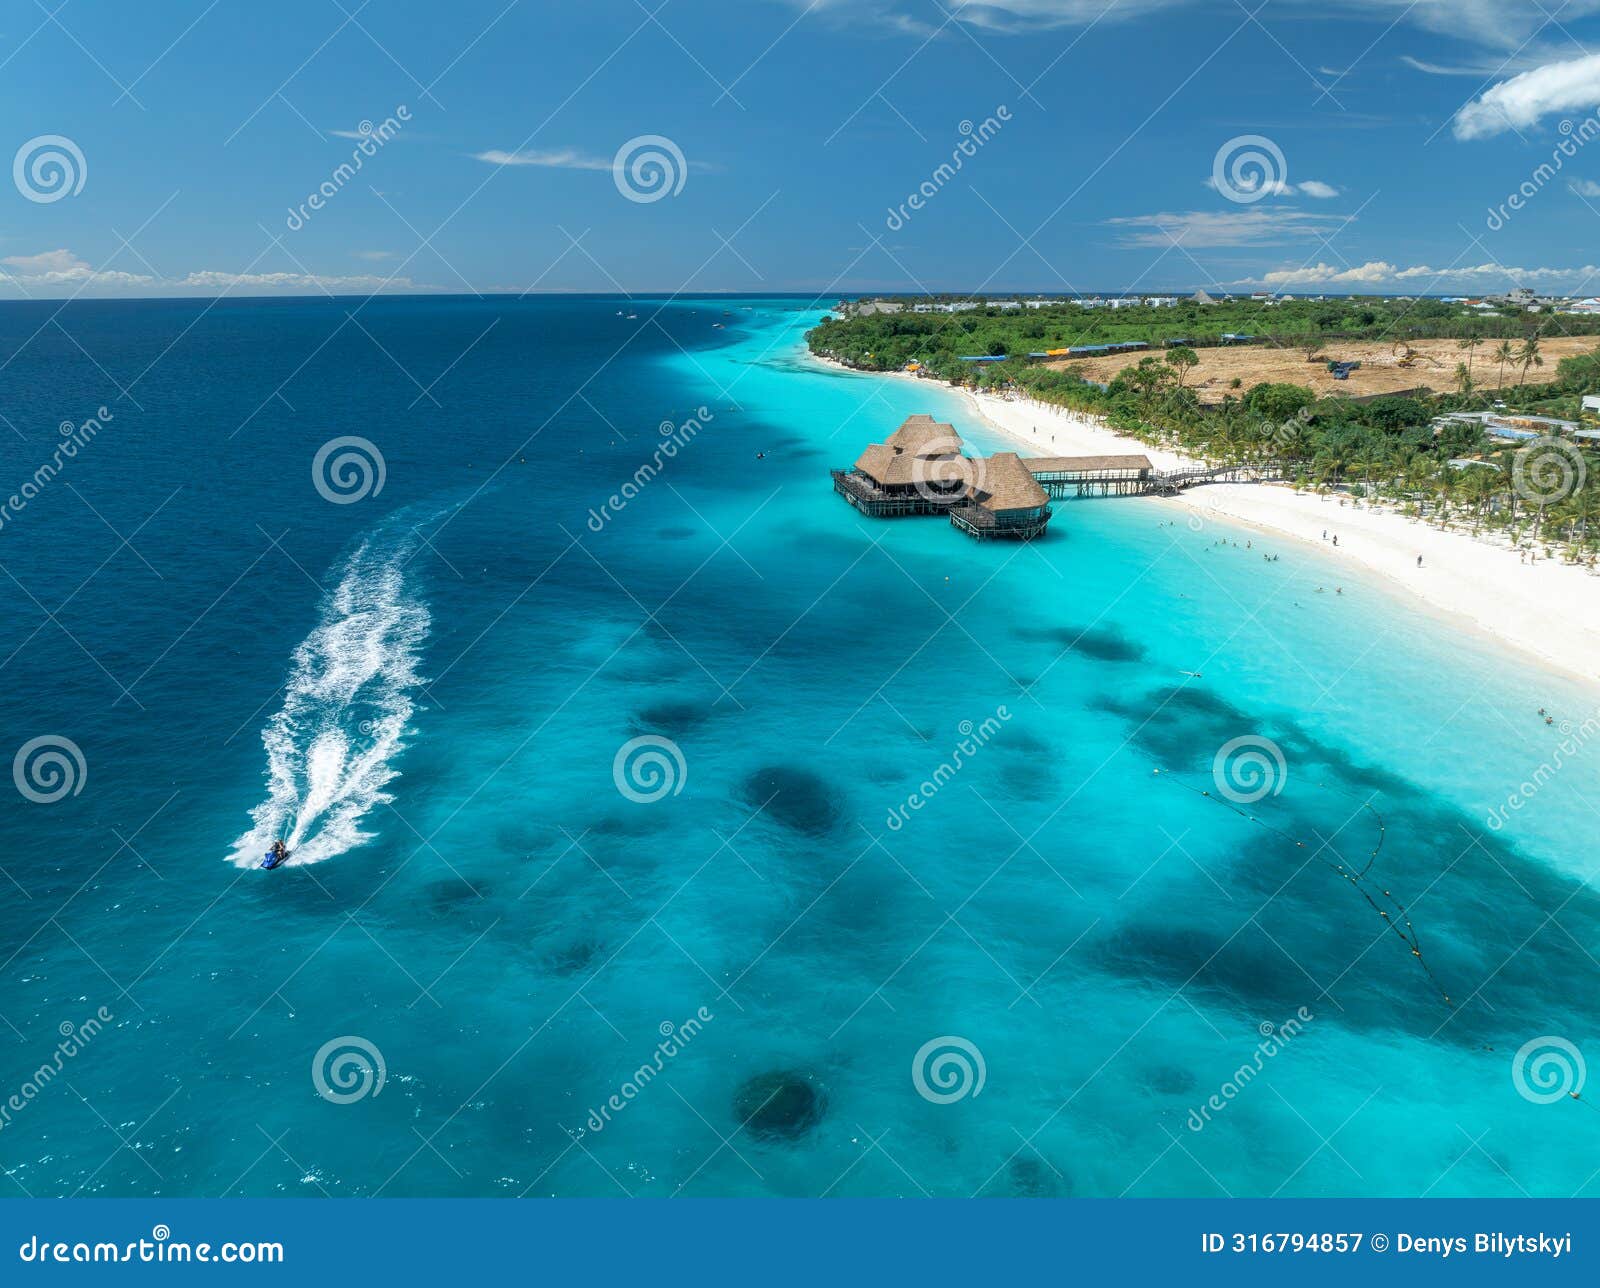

{"left": 1045, "top": 336, "right": 1600, "bottom": 403}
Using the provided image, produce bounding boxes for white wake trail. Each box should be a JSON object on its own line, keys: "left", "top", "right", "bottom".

{"left": 229, "top": 537, "right": 430, "bottom": 868}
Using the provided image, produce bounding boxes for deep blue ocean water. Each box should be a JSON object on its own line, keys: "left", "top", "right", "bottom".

{"left": 0, "top": 295, "right": 1596, "bottom": 1198}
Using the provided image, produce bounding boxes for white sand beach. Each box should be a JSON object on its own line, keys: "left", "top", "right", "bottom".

{"left": 967, "top": 389, "right": 1600, "bottom": 688}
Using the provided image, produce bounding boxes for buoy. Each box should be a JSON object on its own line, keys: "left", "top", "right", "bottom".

{"left": 1152, "top": 765, "right": 1451, "bottom": 1006}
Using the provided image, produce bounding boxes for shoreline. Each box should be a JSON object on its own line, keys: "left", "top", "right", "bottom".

{"left": 807, "top": 351, "right": 1600, "bottom": 690}
{"left": 971, "top": 387, "right": 1600, "bottom": 691}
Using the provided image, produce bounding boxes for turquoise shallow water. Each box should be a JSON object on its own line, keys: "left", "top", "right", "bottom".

{"left": 0, "top": 296, "right": 1596, "bottom": 1197}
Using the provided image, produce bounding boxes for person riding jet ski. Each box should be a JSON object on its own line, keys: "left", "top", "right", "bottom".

{"left": 260, "top": 839, "right": 289, "bottom": 870}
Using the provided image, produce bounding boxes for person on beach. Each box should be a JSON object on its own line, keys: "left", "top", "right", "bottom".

{"left": 1417, "top": 555, "right": 1423, "bottom": 568}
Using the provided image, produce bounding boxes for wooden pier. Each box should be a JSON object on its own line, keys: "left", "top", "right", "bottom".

{"left": 832, "top": 416, "right": 1053, "bottom": 540}
{"left": 832, "top": 414, "right": 1298, "bottom": 540}
{"left": 1026, "top": 455, "right": 1154, "bottom": 498}
{"left": 1146, "top": 462, "right": 1296, "bottom": 494}
{"left": 1025, "top": 456, "right": 1294, "bottom": 499}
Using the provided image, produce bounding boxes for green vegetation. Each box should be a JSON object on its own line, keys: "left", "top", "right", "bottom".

{"left": 809, "top": 299, "right": 1600, "bottom": 563}
{"left": 808, "top": 297, "right": 1600, "bottom": 378}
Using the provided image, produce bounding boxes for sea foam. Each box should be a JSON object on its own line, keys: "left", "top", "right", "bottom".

{"left": 228, "top": 534, "right": 430, "bottom": 867}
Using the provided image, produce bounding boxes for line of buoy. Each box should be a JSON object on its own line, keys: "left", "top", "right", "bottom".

{"left": 1152, "top": 768, "right": 1452, "bottom": 1008}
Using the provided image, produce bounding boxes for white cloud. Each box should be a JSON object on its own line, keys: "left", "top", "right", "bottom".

{"left": 1110, "top": 208, "right": 1346, "bottom": 248}
{"left": 0, "top": 249, "right": 427, "bottom": 297}
{"left": 328, "top": 126, "right": 412, "bottom": 141}
{"left": 1392, "top": 0, "right": 1600, "bottom": 47}
{"left": 471, "top": 147, "right": 613, "bottom": 170}
{"left": 174, "top": 270, "right": 419, "bottom": 291}
{"left": 0, "top": 249, "right": 153, "bottom": 288}
{"left": 1401, "top": 54, "right": 1503, "bottom": 77}
{"left": 1454, "top": 52, "right": 1600, "bottom": 139}
{"left": 1204, "top": 175, "right": 1289, "bottom": 198}
{"left": 787, "top": 1, "right": 1600, "bottom": 48}
{"left": 1252, "top": 259, "right": 1600, "bottom": 289}
{"left": 1202, "top": 176, "right": 1340, "bottom": 199}
{"left": 1257, "top": 260, "right": 1398, "bottom": 286}
{"left": 353, "top": 250, "right": 397, "bottom": 261}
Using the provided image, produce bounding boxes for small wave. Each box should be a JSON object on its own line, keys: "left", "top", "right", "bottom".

{"left": 229, "top": 535, "right": 430, "bottom": 868}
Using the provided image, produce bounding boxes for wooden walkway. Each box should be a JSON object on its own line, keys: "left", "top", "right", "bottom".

{"left": 1147, "top": 462, "right": 1295, "bottom": 494}
{"left": 1024, "top": 456, "right": 1296, "bottom": 499}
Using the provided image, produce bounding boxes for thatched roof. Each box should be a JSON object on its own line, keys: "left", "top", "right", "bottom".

{"left": 1025, "top": 454, "right": 1152, "bottom": 475}
{"left": 852, "top": 442, "right": 896, "bottom": 482}
{"left": 853, "top": 415, "right": 968, "bottom": 487}
{"left": 855, "top": 445, "right": 975, "bottom": 489}
{"left": 886, "top": 414, "right": 963, "bottom": 455}
{"left": 972, "top": 452, "right": 1049, "bottom": 513}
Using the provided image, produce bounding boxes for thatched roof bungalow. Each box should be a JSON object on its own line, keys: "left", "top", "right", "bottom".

{"left": 952, "top": 452, "right": 1052, "bottom": 540}
{"left": 831, "top": 415, "right": 1055, "bottom": 540}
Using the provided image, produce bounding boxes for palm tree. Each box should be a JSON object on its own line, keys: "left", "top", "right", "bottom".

{"left": 1494, "top": 450, "right": 1521, "bottom": 529}
{"left": 1454, "top": 361, "right": 1475, "bottom": 396}
{"left": 1458, "top": 334, "right": 1482, "bottom": 377}
{"left": 1517, "top": 335, "right": 1543, "bottom": 385}
{"left": 1279, "top": 418, "right": 1313, "bottom": 463}
{"left": 1495, "top": 340, "right": 1516, "bottom": 388}
{"left": 1350, "top": 451, "right": 1385, "bottom": 496}
{"left": 1464, "top": 466, "right": 1497, "bottom": 529}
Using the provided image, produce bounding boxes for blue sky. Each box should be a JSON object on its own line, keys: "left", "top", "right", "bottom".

{"left": 6, "top": 0, "right": 1600, "bottom": 297}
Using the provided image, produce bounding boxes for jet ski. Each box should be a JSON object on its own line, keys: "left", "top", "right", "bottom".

{"left": 260, "top": 844, "right": 289, "bottom": 870}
